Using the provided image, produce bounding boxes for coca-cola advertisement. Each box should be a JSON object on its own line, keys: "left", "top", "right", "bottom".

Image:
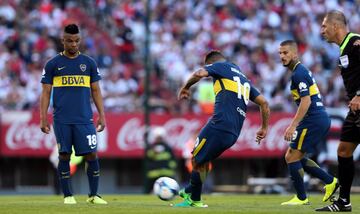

{"left": 0, "top": 111, "right": 295, "bottom": 158}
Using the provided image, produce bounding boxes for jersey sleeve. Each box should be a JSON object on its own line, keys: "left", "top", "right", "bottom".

{"left": 352, "top": 38, "right": 360, "bottom": 63}
{"left": 89, "top": 57, "right": 101, "bottom": 83}
{"left": 204, "top": 62, "right": 225, "bottom": 78}
{"left": 292, "top": 71, "right": 312, "bottom": 97}
{"left": 41, "top": 59, "right": 55, "bottom": 84}
{"left": 249, "top": 83, "right": 260, "bottom": 102}
{"left": 354, "top": 42, "right": 360, "bottom": 90}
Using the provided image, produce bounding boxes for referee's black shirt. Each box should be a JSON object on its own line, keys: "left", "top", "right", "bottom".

{"left": 338, "top": 32, "right": 360, "bottom": 99}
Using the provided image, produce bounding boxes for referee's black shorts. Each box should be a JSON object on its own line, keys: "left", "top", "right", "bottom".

{"left": 340, "top": 111, "right": 360, "bottom": 143}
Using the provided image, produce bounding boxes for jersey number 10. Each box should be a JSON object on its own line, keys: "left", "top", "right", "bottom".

{"left": 233, "top": 76, "right": 250, "bottom": 105}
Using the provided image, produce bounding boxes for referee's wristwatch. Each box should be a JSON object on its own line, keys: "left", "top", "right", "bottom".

{"left": 356, "top": 90, "right": 360, "bottom": 96}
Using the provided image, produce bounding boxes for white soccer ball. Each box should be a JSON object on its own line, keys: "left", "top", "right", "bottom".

{"left": 153, "top": 177, "right": 180, "bottom": 201}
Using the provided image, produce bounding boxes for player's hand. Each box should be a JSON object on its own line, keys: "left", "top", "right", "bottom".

{"left": 348, "top": 96, "right": 360, "bottom": 113}
{"left": 255, "top": 128, "right": 267, "bottom": 144}
{"left": 40, "top": 120, "right": 51, "bottom": 134}
{"left": 178, "top": 87, "right": 190, "bottom": 100}
{"left": 96, "top": 116, "right": 106, "bottom": 132}
{"left": 284, "top": 125, "right": 296, "bottom": 142}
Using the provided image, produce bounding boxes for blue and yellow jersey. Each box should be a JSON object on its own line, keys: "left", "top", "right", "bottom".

{"left": 290, "top": 63, "right": 326, "bottom": 116}
{"left": 204, "top": 61, "right": 260, "bottom": 136}
{"left": 41, "top": 52, "right": 101, "bottom": 124}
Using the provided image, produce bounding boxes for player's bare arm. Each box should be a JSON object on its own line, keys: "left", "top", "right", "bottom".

{"left": 40, "top": 84, "right": 52, "bottom": 134}
{"left": 253, "top": 94, "right": 270, "bottom": 144}
{"left": 91, "top": 81, "right": 106, "bottom": 132}
{"left": 284, "top": 95, "right": 311, "bottom": 141}
{"left": 178, "top": 68, "right": 209, "bottom": 100}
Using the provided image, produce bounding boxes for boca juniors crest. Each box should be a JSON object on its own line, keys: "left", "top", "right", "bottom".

{"left": 80, "top": 64, "right": 87, "bottom": 72}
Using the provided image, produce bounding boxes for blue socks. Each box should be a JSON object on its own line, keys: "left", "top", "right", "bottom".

{"left": 301, "top": 158, "right": 333, "bottom": 184}
{"left": 58, "top": 158, "right": 100, "bottom": 197}
{"left": 86, "top": 159, "right": 100, "bottom": 196}
{"left": 58, "top": 159, "right": 72, "bottom": 197}
{"left": 288, "top": 158, "right": 334, "bottom": 200}
{"left": 288, "top": 161, "right": 307, "bottom": 200}
{"left": 189, "top": 171, "right": 202, "bottom": 201}
{"left": 184, "top": 184, "right": 192, "bottom": 194}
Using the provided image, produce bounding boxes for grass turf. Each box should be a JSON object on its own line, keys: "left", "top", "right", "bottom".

{"left": 0, "top": 194, "right": 358, "bottom": 213}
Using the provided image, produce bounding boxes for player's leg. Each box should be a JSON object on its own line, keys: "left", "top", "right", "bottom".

{"left": 84, "top": 152, "right": 100, "bottom": 197}
{"left": 183, "top": 135, "right": 210, "bottom": 199}
{"left": 281, "top": 147, "right": 309, "bottom": 205}
{"left": 298, "top": 118, "right": 337, "bottom": 202}
{"left": 176, "top": 128, "right": 237, "bottom": 207}
{"left": 300, "top": 158, "right": 332, "bottom": 183}
{"left": 336, "top": 112, "right": 360, "bottom": 207}
{"left": 181, "top": 160, "right": 211, "bottom": 197}
{"left": 300, "top": 157, "right": 337, "bottom": 202}
{"left": 189, "top": 128, "right": 232, "bottom": 201}
{"left": 53, "top": 123, "right": 76, "bottom": 204}
{"left": 315, "top": 141, "right": 355, "bottom": 212}
{"left": 177, "top": 138, "right": 209, "bottom": 207}
{"left": 189, "top": 160, "right": 208, "bottom": 201}
{"left": 316, "top": 112, "right": 360, "bottom": 212}
{"left": 337, "top": 141, "right": 357, "bottom": 205}
{"left": 179, "top": 126, "right": 210, "bottom": 202}
{"left": 176, "top": 160, "right": 209, "bottom": 208}
{"left": 84, "top": 152, "right": 106, "bottom": 204}
{"left": 58, "top": 153, "right": 76, "bottom": 204}
{"left": 189, "top": 129, "right": 236, "bottom": 202}
{"left": 73, "top": 124, "right": 107, "bottom": 204}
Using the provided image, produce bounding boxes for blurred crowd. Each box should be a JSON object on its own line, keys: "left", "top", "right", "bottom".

{"left": 0, "top": 0, "right": 358, "bottom": 114}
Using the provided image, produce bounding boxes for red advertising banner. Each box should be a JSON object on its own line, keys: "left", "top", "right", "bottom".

{"left": 0, "top": 111, "right": 295, "bottom": 158}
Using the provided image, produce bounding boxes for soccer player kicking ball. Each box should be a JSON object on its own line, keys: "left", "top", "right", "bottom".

{"left": 278, "top": 40, "right": 338, "bottom": 206}
{"left": 40, "top": 24, "right": 107, "bottom": 205}
{"left": 175, "top": 50, "right": 270, "bottom": 207}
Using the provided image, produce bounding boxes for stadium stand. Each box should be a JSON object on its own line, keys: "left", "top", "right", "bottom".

{"left": 0, "top": 0, "right": 358, "bottom": 114}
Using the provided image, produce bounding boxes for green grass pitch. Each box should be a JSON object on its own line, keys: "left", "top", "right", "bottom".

{"left": 0, "top": 194, "right": 359, "bottom": 213}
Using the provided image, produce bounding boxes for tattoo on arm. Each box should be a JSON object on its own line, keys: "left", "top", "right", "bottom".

{"left": 184, "top": 75, "right": 201, "bottom": 89}
{"left": 260, "top": 102, "right": 270, "bottom": 129}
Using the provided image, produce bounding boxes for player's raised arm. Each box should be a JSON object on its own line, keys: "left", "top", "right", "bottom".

{"left": 91, "top": 81, "right": 106, "bottom": 132}
{"left": 178, "top": 68, "right": 209, "bottom": 100}
{"left": 253, "top": 94, "right": 270, "bottom": 144}
{"left": 40, "top": 84, "right": 52, "bottom": 134}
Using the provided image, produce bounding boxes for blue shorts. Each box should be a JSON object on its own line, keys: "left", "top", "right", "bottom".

{"left": 290, "top": 114, "right": 330, "bottom": 154}
{"left": 53, "top": 123, "right": 97, "bottom": 156}
{"left": 192, "top": 123, "right": 238, "bottom": 165}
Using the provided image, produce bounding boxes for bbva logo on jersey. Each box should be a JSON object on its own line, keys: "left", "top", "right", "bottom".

{"left": 62, "top": 76, "right": 85, "bottom": 85}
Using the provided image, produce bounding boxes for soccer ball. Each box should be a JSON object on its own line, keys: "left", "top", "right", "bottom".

{"left": 153, "top": 177, "right": 180, "bottom": 201}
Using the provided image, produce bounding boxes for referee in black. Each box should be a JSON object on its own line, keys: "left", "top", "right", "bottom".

{"left": 316, "top": 10, "right": 360, "bottom": 212}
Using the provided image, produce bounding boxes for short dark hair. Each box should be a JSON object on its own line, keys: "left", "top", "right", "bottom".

{"left": 280, "top": 40, "right": 298, "bottom": 53}
{"left": 280, "top": 40, "right": 296, "bottom": 47}
{"left": 325, "top": 10, "right": 347, "bottom": 26}
{"left": 204, "top": 50, "right": 225, "bottom": 64}
{"left": 64, "top": 24, "right": 80, "bottom": 34}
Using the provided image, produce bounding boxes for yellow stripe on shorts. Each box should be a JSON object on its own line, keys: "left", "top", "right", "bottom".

{"left": 193, "top": 138, "right": 207, "bottom": 157}
{"left": 297, "top": 129, "right": 308, "bottom": 150}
